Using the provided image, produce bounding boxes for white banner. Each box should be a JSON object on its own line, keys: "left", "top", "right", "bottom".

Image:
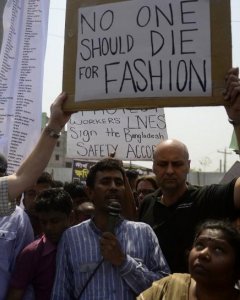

{"left": 67, "top": 108, "right": 167, "bottom": 160}
{"left": 0, "top": 0, "right": 50, "bottom": 173}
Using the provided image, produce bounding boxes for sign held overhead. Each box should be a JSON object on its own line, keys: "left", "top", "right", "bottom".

{"left": 63, "top": 0, "right": 231, "bottom": 111}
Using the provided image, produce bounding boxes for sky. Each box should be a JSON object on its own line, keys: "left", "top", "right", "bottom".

{"left": 42, "top": 0, "right": 240, "bottom": 172}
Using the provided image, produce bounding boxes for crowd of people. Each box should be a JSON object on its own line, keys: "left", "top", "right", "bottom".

{"left": 0, "top": 68, "right": 239, "bottom": 299}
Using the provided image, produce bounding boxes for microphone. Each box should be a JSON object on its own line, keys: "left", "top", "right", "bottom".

{"left": 107, "top": 201, "right": 122, "bottom": 234}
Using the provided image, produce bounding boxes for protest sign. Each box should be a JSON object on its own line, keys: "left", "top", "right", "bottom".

{"left": 67, "top": 107, "right": 167, "bottom": 160}
{"left": 63, "top": 0, "right": 231, "bottom": 111}
{"left": 72, "top": 160, "right": 95, "bottom": 182}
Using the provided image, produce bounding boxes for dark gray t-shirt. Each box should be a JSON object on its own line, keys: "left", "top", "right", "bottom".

{"left": 139, "top": 179, "right": 239, "bottom": 272}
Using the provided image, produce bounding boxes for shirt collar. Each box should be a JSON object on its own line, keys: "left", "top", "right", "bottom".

{"left": 42, "top": 235, "right": 57, "bottom": 256}
{"left": 89, "top": 216, "right": 124, "bottom": 234}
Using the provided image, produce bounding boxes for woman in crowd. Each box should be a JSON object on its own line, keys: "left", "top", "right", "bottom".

{"left": 137, "top": 219, "right": 240, "bottom": 300}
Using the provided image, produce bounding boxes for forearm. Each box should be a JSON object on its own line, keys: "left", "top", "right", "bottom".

{"left": 6, "top": 92, "right": 71, "bottom": 203}
{"left": 122, "top": 175, "right": 138, "bottom": 220}
{"left": 8, "top": 126, "right": 60, "bottom": 201}
{"left": 119, "top": 255, "right": 169, "bottom": 295}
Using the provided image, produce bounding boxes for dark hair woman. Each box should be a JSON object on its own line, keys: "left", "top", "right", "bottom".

{"left": 137, "top": 219, "right": 240, "bottom": 300}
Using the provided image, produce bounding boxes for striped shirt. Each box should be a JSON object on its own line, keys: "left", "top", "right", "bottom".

{"left": 51, "top": 219, "right": 170, "bottom": 300}
{"left": 0, "top": 177, "right": 15, "bottom": 216}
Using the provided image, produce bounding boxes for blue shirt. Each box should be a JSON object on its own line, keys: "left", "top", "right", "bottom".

{"left": 0, "top": 206, "right": 34, "bottom": 299}
{"left": 51, "top": 219, "right": 170, "bottom": 300}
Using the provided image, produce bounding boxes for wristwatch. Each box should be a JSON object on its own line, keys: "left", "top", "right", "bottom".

{"left": 45, "top": 125, "right": 61, "bottom": 139}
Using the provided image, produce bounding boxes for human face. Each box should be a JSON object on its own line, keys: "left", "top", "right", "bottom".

{"left": 189, "top": 229, "right": 237, "bottom": 287}
{"left": 24, "top": 183, "right": 51, "bottom": 214}
{"left": 88, "top": 170, "right": 125, "bottom": 213}
{"left": 38, "top": 210, "right": 71, "bottom": 244}
{"left": 153, "top": 142, "right": 190, "bottom": 193}
{"left": 136, "top": 180, "right": 155, "bottom": 206}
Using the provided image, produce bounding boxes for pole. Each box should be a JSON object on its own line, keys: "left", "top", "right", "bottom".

{"left": 217, "top": 148, "right": 232, "bottom": 173}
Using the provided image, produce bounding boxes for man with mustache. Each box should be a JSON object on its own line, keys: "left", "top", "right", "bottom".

{"left": 51, "top": 158, "right": 170, "bottom": 299}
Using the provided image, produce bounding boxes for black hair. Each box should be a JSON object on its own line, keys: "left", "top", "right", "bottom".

{"left": 36, "top": 172, "right": 53, "bottom": 186}
{"left": 194, "top": 219, "right": 240, "bottom": 271}
{"left": 35, "top": 188, "right": 73, "bottom": 215}
{"left": 64, "top": 182, "right": 87, "bottom": 199}
{"left": 52, "top": 180, "right": 64, "bottom": 188}
{"left": 0, "top": 153, "right": 7, "bottom": 173}
{"left": 86, "top": 158, "right": 125, "bottom": 188}
{"left": 125, "top": 169, "right": 139, "bottom": 179}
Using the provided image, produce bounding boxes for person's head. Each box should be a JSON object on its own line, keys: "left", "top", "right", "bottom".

{"left": 136, "top": 175, "right": 158, "bottom": 206}
{"left": 0, "top": 153, "right": 7, "bottom": 177}
{"left": 153, "top": 139, "right": 190, "bottom": 193}
{"left": 74, "top": 201, "right": 95, "bottom": 224}
{"left": 64, "top": 182, "right": 91, "bottom": 224}
{"left": 35, "top": 188, "right": 73, "bottom": 244}
{"left": 52, "top": 180, "right": 64, "bottom": 188}
{"left": 189, "top": 219, "right": 240, "bottom": 288}
{"left": 23, "top": 172, "right": 53, "bottom": 214}
{"left": 64, "top": 182, "right": 89, "bottom": 209}
{"left": 86, "top": 158, "right": 125, "bottom": 214}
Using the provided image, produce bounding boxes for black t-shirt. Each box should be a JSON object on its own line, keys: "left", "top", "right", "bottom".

{"left": 139, "top": 180, "right": 239, "bottom": 273}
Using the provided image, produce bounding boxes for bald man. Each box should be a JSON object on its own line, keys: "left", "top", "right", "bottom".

{"left": 139, "top": 68, "right": 240, "bottom": 273}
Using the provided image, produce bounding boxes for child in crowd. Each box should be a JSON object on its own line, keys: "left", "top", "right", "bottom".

{"left": 7, "top": 188, "right": 73, "bottom": 300}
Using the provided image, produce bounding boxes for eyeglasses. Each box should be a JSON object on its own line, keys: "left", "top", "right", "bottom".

{"left": 136, "top": 189, "right": 155, "bottom": 196}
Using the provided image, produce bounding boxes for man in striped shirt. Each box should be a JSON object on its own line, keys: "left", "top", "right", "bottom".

{"left": 51, "top": 158, "right": 170, "bottom": 300}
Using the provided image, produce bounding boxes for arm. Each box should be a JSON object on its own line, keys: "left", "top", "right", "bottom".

{"left": 224, "top": 68, "right": 240, "bottom": 209}
{"left": 100, "top": 227, "right": 170, "bottom": 295}
{"left": 122, "top": 173, "right": 138, "bottom": 221}
{"left": 234, "top": 178, "right": 240, "bottom": 209}
{"left": 118, "top": 226, "right": 170, "bottom": 294}
{"left": 1, "top": 92, "right": 71, "bottom": 214}
{"left": 224, "top": 67, "right": 240, "bottom": 129}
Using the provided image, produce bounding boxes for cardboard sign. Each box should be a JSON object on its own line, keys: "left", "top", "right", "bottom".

{"left": 63, "top": 0, "right": 231, "bottom": 111}
{"left": 67, "top": 107, "right": 167, "bottom": 160}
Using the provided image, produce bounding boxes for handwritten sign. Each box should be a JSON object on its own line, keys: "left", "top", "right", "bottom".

{"left": 63, "top": 0, "right": 231, "bottom": 110}
{"left": 76, "top": 0, "right": 211, "bottom": 101}
{"left": 67, "top": 108, "right": 167, "bottom": 160}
